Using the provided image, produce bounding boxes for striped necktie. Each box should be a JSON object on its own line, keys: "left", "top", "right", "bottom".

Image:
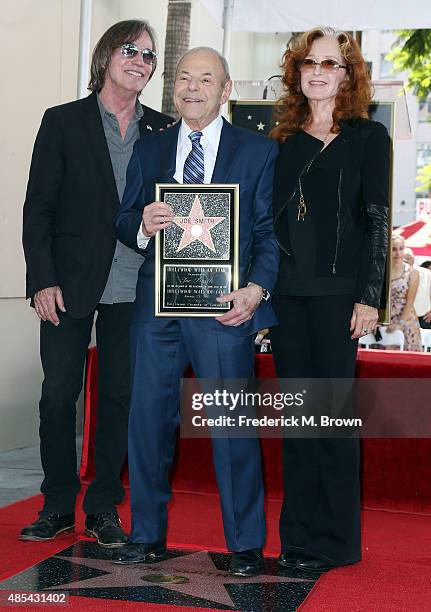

{"left": 183, "top": 131, "right": 204, "bottom": 184}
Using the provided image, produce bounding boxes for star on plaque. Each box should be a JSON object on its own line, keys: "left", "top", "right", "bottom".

{"left": 257, "top": 121, "right": 265, "bottom": 131}
{"left": 247, "top": 114, "right": 252, "bottom": 120}
{"left": 173, "top": 195, "right": 225, "bottom": 253}
{"left": 146, "top": 124, "right": 153, "bottom": 130}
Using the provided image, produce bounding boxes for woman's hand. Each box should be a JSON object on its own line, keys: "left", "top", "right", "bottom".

{"left": 350, "top": 303, "right": 379, "bottom": 339}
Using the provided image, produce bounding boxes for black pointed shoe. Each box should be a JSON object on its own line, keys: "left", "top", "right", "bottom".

{"left": 20, "top": 512, "right": 75, "bottom": 541}
{"left": 278, "top": 550, "right": 303, "bottom": 568}
{"left": 229, "top": 548, "right": 264, "bottom": 577}
{"left": 85, "top": 513, "right": 128, "bottom": 548}
{"left": 296, "top": 554, "right": 337, "bottom": 573}
{"left": 112, "top": 540, "right": 168, "bottom": 564}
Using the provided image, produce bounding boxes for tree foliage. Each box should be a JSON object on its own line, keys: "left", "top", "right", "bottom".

{"left": 387, "top": 30, "right": 431, "bottom": 193}
{"left": 415, "top": 163, "right": 431, "bottom": 194}
{"left": 387, "top": 30, "right": 431, "bottom": 99}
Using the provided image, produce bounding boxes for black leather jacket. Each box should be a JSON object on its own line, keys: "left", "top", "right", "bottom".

{"left": 273, "top": 119, "right": 390, "bottom": 308}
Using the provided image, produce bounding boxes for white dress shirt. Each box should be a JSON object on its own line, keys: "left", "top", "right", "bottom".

{"left": 137, "top": 115, "right": 223, "bottom": 248}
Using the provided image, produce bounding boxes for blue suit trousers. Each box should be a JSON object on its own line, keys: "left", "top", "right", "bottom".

{"left": 127, "top": 317, "right": 265, "bottom": 552}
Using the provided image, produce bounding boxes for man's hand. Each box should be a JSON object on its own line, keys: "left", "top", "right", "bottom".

{"left": 34, "top": 286, "right": 66, "bottom": 326}
{"left": 350, "top": 303, "right": 379, "bottom": 339}
{"left": 142, "top": 202, "right": 174, "bottom": 237}
{"left": 216, "top": 283, "right": 262, "bottom": 327}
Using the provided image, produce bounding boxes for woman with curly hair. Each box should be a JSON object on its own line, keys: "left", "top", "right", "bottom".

{"left": 270, "top": 28, "right": 390, "bottom": 572}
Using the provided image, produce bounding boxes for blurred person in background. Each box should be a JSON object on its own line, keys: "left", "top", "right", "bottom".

{"left": 270, "top": 27, "right": 389, "bottom": 573}
{"left": 387, "top": 236, "right": 422, "bottom": 349}
{"left": 420, "top": 260, "right": 431, "bottom": 328}
{"left": 402, "top": 250, "right": 431, "bottom": 329}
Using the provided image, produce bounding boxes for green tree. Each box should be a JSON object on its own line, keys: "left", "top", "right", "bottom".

{"left": 416, "top": 162, "right": 431, "bottom": 195}
{"left": 388, "top": 30, "right": 431, "bottom": 98}
{"left": 388, "top": 30, "right": 431, "bottom": 193}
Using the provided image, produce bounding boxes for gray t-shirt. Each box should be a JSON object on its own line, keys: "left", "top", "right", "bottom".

{"left": 97, "top": 94, "right": 144, "bottom": 304}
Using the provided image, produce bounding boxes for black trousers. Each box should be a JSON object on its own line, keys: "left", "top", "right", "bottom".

{"left": 39, "top": 302, "right": 133, "bottom": 515}
{"left": 270, "top": 294, "right": 361, "bottom": 565}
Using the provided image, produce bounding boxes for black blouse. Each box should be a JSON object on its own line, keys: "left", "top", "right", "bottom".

{"left": 272, "top": 120, "right": 390, "bottom": 307}
{"left": 277, "top": 131, "right": 355, "bottom": 295}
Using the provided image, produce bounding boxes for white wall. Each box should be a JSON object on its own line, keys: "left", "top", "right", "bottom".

{"left": 0, "top": 1, "right": 79, "bottom": 298}
{"left": 0, "top": 300, "right": 41, "bottom": 450}
{"left": 0, "top": 0, "right": 170, "bottom": 451}
{"left": 0, "top": 0, "right": 82, "bottom": 450}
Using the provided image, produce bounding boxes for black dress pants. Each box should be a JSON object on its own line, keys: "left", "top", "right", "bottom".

{"left": 39, "top": 302, "right": 133, "bottom": 515}
{"left": 270, "top": 294, "right": 361, "bottom": 565}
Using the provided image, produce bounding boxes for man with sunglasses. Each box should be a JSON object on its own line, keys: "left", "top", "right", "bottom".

{"left": 21, "top": 20, "right": 172, "bottom": 547}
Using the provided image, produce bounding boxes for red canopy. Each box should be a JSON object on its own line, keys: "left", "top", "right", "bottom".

{"left": 396, "top": 217, "right": 431, "bottom": 256}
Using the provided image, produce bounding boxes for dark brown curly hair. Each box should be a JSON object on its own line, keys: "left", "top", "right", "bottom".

{"left": 271, "top": 27, "right": 372, "bottom": 142}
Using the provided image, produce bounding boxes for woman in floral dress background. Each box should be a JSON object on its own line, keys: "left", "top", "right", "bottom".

{"left": 388, "top": 234, "right": 422, "bottom": 351}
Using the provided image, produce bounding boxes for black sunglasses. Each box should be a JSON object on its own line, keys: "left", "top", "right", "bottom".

{"left": 121, "top": 43, "right": 157, "bottom": 66}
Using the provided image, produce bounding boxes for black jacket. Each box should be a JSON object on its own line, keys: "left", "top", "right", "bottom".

{"left": 272, "top": 119, "right": 390, "bottom": 308}
{"left": 22, "top": 92, "right": 173, "bottom": 318}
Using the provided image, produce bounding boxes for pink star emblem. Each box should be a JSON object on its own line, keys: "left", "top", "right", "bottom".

{"left": 173, "top": 195, "right": 225, "bottom": 253}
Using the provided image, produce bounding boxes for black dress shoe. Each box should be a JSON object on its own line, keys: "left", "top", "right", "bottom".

{"left": 296, "top": 555, "right": 337, "bottom": 573}
{"left": 278, "top": 550, "right": 303, "bottom": 568}
{"left": 85, "top": 513, "right": 128, "bottom": 548}
{"left": 112, "top": 540, "right": 167, "bottom": 564}
{"left": 229, "top": 548, "right": 264, "bottom": 577}
{"left": 20, "top": 512, "right": 75, "bottom": 541}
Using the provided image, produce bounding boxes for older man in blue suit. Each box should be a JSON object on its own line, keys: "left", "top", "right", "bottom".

{"left": 113, "top": 47, "right": 279, "bottom": 576}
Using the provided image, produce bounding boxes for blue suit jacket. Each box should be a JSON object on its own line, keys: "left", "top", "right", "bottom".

{"left": 116, "top": 118, "right": 279, "bottom": 336}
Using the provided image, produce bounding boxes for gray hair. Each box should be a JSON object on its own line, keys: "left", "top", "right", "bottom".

{"left": 176, "top": 46, "right": 231, "bottom": 84}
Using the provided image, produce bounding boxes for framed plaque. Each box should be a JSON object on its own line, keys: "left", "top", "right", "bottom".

{"left": 155, "top": 183, "right": 240, "bottom": 317}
